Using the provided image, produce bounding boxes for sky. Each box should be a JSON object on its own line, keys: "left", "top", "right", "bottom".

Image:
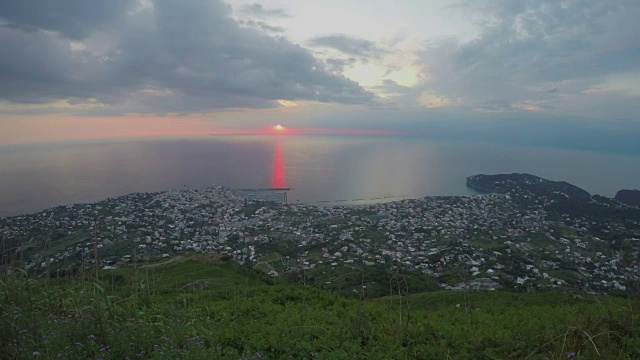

{"left": 1, "top": 0, "right": 639, "bottom": 152}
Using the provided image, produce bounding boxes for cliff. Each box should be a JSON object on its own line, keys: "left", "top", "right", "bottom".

{"left": 615, "top": 189, "right": 640, "bottom": 207}
{"left": 466, "top": 173, "right": 591, "bottom": 200}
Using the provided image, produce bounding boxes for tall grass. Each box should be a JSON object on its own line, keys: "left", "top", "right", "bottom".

{"left": 1, "top": 257, "right": 639, "bottom": 359}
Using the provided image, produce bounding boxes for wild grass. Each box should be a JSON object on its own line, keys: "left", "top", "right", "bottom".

{"left": 1, "top": 256, "right": 638, "bottom": 359}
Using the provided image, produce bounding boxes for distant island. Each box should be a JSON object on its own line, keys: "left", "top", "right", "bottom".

{"left": 616, "top": 189, "right": 640, "bottom": 207}
{"left": 466, "top": 173, "right": 591, "bottom": 200}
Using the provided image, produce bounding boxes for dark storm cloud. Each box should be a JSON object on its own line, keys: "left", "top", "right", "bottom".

{"left": 308, "top": 35, "right": 386, "bottom": 60}
{"left": 237, "top": 3, "right": 289, "bottom": 18}
{"left": 0, "top": 0, "right": 137, "bottom": 39}
{"left": 421, "top": 0, "right": 640, "bottom": 115}
{"left": 0, "top": 29, "right": 74, "bottom": 103}
{"left": 0, "top": 0, "right": 372, "bottom": 113}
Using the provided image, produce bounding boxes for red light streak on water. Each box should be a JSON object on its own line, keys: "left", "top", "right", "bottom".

{"left": 271, "top": 140, "right": 286, "bottom": 188}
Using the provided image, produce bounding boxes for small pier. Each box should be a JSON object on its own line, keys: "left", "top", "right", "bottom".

{"left": 236, "top": 188, "right": 292, "bottom": 204}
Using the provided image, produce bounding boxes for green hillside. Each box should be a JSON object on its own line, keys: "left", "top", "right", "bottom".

{"left": 1, "top": 255, "right": 639, "bottom": 359}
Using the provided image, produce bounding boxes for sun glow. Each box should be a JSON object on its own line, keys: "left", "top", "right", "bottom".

{"left": 277, "top": 100, "right": 297, "bottom": 107}
{"left": 274, "top": 124, "right": 286, "bottom": 132}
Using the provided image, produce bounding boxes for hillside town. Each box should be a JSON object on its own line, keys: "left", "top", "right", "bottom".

{"left": 1, "top": 174, "right": 639, "bottom": 294}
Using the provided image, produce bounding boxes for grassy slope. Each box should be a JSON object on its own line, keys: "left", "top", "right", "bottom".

{"left": 1, "top": 256, "right": 639, "bottom": 359}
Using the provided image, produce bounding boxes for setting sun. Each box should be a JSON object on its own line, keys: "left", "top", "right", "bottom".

{"left": 274, "top": 124, "right": 285, "bottom": 132}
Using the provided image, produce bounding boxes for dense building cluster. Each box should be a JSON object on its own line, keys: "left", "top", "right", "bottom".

{"left": 1, "top": 175, "right": 639, "bottom": 294}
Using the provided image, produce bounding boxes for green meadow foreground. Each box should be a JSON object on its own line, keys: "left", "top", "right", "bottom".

{"left": 1, "top": 255, "right": 639, "bottom": 359}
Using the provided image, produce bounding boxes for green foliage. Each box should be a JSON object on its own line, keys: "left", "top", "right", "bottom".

{"left": 295, "top": 264, "right": 441, "bottom": 299}
{"left": 1, "top": 257, "right": 638, "bottom": 359}
{"left": 239, "top": 203, "right": 265, "bottom": 216}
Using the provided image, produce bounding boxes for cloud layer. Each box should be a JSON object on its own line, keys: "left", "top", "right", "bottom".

{"left": 237, "top": 3, "right": 289, "bottom": 18}
{"left": 1, "top": 0, "right": 639, "bottom": 122}
{"left": 0, "top": 0, "right": 372, "bottom": 114}
{"left": 308, "top": 35, "right": 386, "bottom": 60}
{"left": 417, "top": 0, "right": 640, "bottom": 119}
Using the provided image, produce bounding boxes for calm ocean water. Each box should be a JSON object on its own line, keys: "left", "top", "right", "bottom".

{"left": 1, "top": 135, "right": 639, "bottom": 217}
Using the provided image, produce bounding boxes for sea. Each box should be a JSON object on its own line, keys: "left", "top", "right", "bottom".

{"left": 1, "top": 135, "right": 639, "bottom": 217}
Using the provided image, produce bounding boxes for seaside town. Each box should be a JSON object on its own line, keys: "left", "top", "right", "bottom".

{"left": 1, "top": 174, "right": 639, "bottom": 294}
